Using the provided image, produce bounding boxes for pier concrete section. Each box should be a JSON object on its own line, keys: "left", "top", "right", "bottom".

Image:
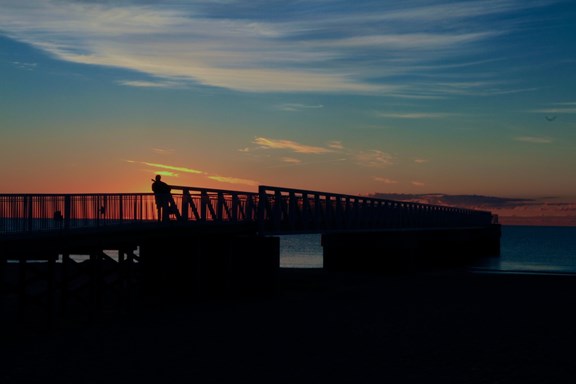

{"left": 139, "top": 231, "right": 280, "bottom": 298}
{"left": 322, "top": 224, "right": 501, "bottom": 272}
{"left": 1, "top": 223, "right": 280, "bottom": 326}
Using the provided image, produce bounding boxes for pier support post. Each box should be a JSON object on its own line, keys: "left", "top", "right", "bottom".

{"left": 139, "top": 232, "right": 280, "bottom": 299}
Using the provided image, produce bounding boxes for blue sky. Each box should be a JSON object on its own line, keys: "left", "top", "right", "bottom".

{"left": 1, "top": 0, "right": 575, "bottom": 209}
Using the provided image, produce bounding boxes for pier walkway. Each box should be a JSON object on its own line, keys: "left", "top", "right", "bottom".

{"left": 1, "top": 184, "right": 500, "bottom": 326}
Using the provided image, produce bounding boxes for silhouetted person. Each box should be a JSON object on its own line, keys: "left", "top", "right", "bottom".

{"left": 151, "top": 175, "right": 180, "bottom": 222}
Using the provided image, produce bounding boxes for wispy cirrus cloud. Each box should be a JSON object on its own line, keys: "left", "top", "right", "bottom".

{"left": 266, "top": 158, "right": 348, "bottom": 169}
{"left": 253, "top": 137, "right": 334, "bottom": 154}
{"left": 377, "top": 112, "right": 456, "bottom": 119}
{"left": 12, "top": 61, "right": 37, "bottom": 70}
{"left": 275, "top": 103, "right": 324, "bottom": 112}
{"left": 357, "top": 1, "right": 550, "bottom": 22}
{"left": 530, "top": 102, "right": 576, "bottom": 114}
{"left": 374, "top": 177, "right": 398, "bottom": 184}
{"left": 207, "top": 175, "right": 259, "bottom": 187}
{"left": 319, "top": 31, "right": 500, "bottom": 50}
{"left": 0, "top": 0, "right": 554, "bottom": 95}
{"left": 514, "top": 136, "right": 553, "bottom": 144}
{"left": 327, "top": 141, "right": 344, "bottom": 150}
{"left": 281, "top": 157, "right": 302, "bottom": 164}
{"left": 141, "top": 162, "right": 204, "bottom": 174}
{"left": 248, "top": 136, "right": 395, "bottom": 169}
{"left": 152, "top": 148, "right": 176, "bottom": 155}
{"left": 355, "top": 150, "right": 394, "bottom": 167}
{"left": 118, "top": 80, "right": 180, "bottom": 88}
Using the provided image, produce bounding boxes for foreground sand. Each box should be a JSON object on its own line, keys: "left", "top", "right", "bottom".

{"left": 2, "top": 268, "right": 576, "bottom": 383}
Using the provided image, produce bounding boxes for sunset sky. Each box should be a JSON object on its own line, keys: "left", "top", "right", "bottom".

{"left": 1, "top": 0, "right": 575, "bottom": 209}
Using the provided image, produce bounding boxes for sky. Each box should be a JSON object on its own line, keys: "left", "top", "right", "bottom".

{"left": 1, "top": 0, "right": 575, "bottom": 223}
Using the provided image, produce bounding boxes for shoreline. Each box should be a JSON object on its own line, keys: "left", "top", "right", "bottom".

{"left": 3, "top": 267, "right": 576, "bottom": 383}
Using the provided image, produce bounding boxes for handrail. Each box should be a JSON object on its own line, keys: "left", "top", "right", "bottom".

{"left": 169, "top": 185, "right": 256, "bottom": 196}
{"left": 257, "top": 185, "right": 495, "bottom": 233}
{"left": 0, "top": 184, "right": 496, "bottom": 236}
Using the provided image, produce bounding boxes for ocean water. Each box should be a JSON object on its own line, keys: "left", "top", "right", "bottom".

{"left": 475, "top": 225, "right": 576, "bottom": 274}
{"left": 279, "top": 234, "right": 324, "bottom": 268}
{"left": 13, "top": 225, "right": 576, "bottom": 274}
{"left": 279, "top": 225, "right": 576, "bottom": 273}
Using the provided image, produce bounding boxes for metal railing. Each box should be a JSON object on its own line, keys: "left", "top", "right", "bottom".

{"left": 0, "top": 193, "right": 158, "bottom": 234}
{"left": 257, "top": 185, "right": 495, "bottom": 233}
{"left": 171, "top": 185, "right": 258, "bottom": 223}
{"left": 0, "top": 185, "right": 495, "bottom": 237}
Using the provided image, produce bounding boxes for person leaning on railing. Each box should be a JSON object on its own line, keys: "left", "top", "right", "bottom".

{"left": 151, "top": 175, "right": 181, "bottom": 222}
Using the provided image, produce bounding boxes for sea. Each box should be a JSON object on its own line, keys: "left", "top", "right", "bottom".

{"left": 278, "top": 225, "right": 576, "bottom": 274}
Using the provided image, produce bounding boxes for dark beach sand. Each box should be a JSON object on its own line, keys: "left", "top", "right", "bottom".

{"left": 3, "top": 268, "right": 576, "bottom": 383}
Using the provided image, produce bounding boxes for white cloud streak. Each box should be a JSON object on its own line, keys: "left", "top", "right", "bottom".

{"left": 12, "top": 61, "right": 37, "bottom": 70}
{"left": 377, "top": 112, "right": 455, "bottom": 119}
{"left": 118, "top": 80, "right": 179, "bottom": 88}
{"left": 0, "top": 0, "right": 554, "bottom": 94}
{"left": 276, "top": 103, "right": 324, "bottom": 112}
{"left": 281, "top": 157, "right": 302, "bottom": 164}
{"left": 514, "top": 136, "right": 554, "bottom": 144}
{"left": 531, "top": 102, "right": 576, "bottom": 114}
{"left": 141, "top": 162, "right": 204, "bottom": 174}
{"left": 152, "top": 148, "right": 176, "bottom": 155}
{"left": 374, "top": 177, "right": 398, "bottom": 184}
{"left": 247, "top": 136, "right": 396, "bottom": 169}
{"left": 355, "top": 150, "right": 394, "bottom": 167}
{"left": 253, "top": 137, "right": 334, "bottom": 154}
{"left": 207, "top": 175, "right": 259, "bottom": 187}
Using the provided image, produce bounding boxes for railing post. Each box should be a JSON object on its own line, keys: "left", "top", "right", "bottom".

{"left": 301, "top": 193, "right": 310, "bottom": 230}
{"left": 25, "top": 195, "right": 33, "bottom": 232}
{"left": 341, "top": 196, "right": 348, "bottom": 229}
{"left": 181, "top": 189, "right": 190, "bottom": 221}
{"left": 257, "top": 186, "right": 267, "bottom": 234}
{"left": 64, "top": 195, "right": 71, "bottom": 231}
{"left": 274, "top": 190, "right": 283, "bottom": 230}
{"left": 247, "top": 194, "right": 256, "bottom": 222}
{"left": 217, "top": 192, "right": 224, "bottom": 221}
{"left": 231, "top": 193, "right": 239, "bottom": 222}
{"left": 288, "top": 192, "right": 296, "bottom": 229}
{"left": 325, "top": 194, "right": 333, "bottom": 229}
{"left": 200, "top": 191, "right": 208, "bottom": 222}
{"left": 335, "top": 196, "right": 343, "bottom": 229}
{"left": 118, "top": 194, "right": 124, "bottom": 223}
{"left": 96, "top": 195, "right": 101, "bottom": 227}
{"left": 314, "top": 194, "right": 322, "bottom": 228}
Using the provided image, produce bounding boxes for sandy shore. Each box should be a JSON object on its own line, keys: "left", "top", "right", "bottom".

{"left": 2, "top": 267, "right": 576, "bottom": 383}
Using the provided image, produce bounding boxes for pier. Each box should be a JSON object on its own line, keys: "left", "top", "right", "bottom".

{"left": 1, "top": 184, "right": 500, "bottom": 325}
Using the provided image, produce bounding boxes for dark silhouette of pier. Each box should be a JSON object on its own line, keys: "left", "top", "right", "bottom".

{"left": 1, "top": 184, "right": 500, "bottom": 327}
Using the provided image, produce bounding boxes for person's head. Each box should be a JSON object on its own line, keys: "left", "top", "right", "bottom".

{"left": 155, "top": 175, "right": 161, "bottom": 182}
